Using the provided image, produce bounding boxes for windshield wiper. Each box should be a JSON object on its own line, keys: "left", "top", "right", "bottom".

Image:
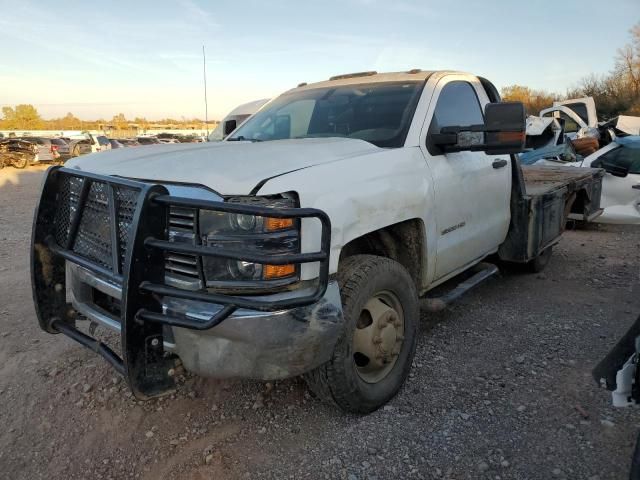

{"left": 227, "top": 136, "right": 263, "bottom": 142}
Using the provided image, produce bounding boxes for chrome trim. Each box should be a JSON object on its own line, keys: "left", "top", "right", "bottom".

{"left": 74, "top": 299, "right": 121, "bottom": 331}
{"left": 71, "top": 263, "right": 122, "bottom": 300}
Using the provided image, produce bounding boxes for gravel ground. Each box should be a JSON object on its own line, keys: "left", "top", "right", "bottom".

{"left": 0, "top": 166, "right": 639, "bottom": 480}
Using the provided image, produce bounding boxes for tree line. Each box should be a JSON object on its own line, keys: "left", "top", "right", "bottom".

{"left": 502, "top": 22, "right": 640, "bottom": 119}
{"left": 0, "top": 106, "right": 211, "bottom": 131}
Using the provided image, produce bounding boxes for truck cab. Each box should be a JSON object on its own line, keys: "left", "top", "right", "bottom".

{"left": 31, "top": 70, "right": 604, "bottom": 413}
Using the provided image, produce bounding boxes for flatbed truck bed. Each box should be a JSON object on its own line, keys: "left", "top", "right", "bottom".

{"left": 499, "top": 161, "right": 604, "bottom": 263}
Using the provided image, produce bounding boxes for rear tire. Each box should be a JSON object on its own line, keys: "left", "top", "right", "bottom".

{"left": 527, "top": 246, "right": 552, "bottom": 273}
{"left": 304, "top": 255, "right": 419, "bottom": 413}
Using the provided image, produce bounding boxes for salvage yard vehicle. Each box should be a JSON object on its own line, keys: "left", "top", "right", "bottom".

{"left": 208, "top": 98, "right": 270, "bottom": 141}
{"left": 50, "top": 138, "right": 72, "bottom": 161}
{"left": 118, "top": 138, "right": 141, "bottom": 147}
{"left": 0, "top": 138, "right": 38, "bottom": 168}
{"left": 68, "top": 132, "right": 112, "bottom": 157}
{"left": 19, "top": 137, "right": 61, "bottom": 165}
{"left": 31, "top": 70, "right": 605, "bottom": 413}
{"left": 108, "top": 138, "right": 125, "bottom": 149}
{"left": 136, "top": 136, "right": 161, "bottom": 145}
{"left": 522, "top": 134, "right": 640, "bottom": 224}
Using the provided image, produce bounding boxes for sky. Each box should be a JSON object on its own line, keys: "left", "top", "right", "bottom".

{"left": 0, "top": 0, "right": 638, "bottom": 121}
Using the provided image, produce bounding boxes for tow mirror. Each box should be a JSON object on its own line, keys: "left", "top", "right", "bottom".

{"left": 430, "top": 102, "right": 526, "bottom": 155}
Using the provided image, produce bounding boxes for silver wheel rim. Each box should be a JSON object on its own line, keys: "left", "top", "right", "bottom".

{"left": 352, "top": 290, "right": 405, "bottom": 383}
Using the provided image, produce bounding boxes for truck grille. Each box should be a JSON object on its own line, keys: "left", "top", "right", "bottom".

{"left": 53, "top": 174, "right": 201, "bottom": 288}
{"left": 165, "top": 207, "right": 201, "bottom": 285}
{"left": 54, "top": 176, "right": 137, "bottom": 273}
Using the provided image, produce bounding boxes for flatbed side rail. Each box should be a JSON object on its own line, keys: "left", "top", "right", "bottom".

{"left": 31, "top": 166, "right": 331, "bottom": 398}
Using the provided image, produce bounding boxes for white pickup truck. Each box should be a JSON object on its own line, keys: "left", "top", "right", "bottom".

{"left": 31, "top": 70, "right": 604, "bottom": 413}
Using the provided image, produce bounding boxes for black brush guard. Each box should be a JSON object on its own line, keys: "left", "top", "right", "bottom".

{"left": 31, "top": 167, "right": 331, "bottom": 399}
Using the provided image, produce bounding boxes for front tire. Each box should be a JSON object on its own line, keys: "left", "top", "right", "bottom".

{"left": 527, "top": 246, "right": 552, "bottom": 273}
{"left": 305, "top": 255, "right": 419, "bottom": 413}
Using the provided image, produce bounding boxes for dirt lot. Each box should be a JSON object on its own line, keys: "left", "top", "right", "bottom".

{"left": 0, "top": 166, "right": 639, "bottom": 480}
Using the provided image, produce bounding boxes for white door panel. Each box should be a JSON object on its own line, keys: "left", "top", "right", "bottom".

{"left": 418, "top": 75, "right": 511, "bottom": 279}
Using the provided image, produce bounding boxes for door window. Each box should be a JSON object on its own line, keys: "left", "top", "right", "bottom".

{"left": 591, "top": 145, "right": 640, "bottom": 174}
{"left": 558, "top": 112, "right": 580, "bottom": 133}
{"left": 562, "top": 102, "right": 589, "bottom": 124}
{"left": 428, "top": 81, "right": 484, "bottom": 154}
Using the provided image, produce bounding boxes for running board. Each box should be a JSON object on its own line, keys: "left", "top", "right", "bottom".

{"left": 421, "top": 263, "right": 499, "bottom": 312}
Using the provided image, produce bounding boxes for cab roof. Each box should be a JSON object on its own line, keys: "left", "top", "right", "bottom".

{"left": 287, "top": 70, "right": 470, "bottom": 93}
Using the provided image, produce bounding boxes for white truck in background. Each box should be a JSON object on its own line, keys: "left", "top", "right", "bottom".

{"left": 32, "top": 70, "right": 604, "bottom": 413}
{"left": 208, "top": 98, "right": 270, "bottom": 141}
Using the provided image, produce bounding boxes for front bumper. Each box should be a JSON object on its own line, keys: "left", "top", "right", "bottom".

{"left": 32, "top": 166, "right": 333, "bottom": 399}
{"left": 67, "top": 262, "right": 343, "bottom": 380}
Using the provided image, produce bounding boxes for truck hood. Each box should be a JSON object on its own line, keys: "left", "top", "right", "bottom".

{"left": 65, "top": 138, "right": 379, "bottom": 194}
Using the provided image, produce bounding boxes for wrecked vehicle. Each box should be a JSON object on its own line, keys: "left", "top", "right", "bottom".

{"left": 521, "top": 134, "right": 640, "bottom": 225}
{"left": 0, "top": 138, "right": 38, "bottom": 168}
{"left": 31, "top": 70, "right": 604, "bottom": 413}
{"left": 522, "top": 97, "right": 640, "bottom": 224}
{"left": 68, "top": 132, "right": 112, "bottom": 157}
{"left": 586, "top": 136, "right": 640, "bottom": 224}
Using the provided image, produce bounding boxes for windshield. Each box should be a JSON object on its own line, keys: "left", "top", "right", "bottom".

{"left": 227, "top": 81, "right": 424, "bottom": 148}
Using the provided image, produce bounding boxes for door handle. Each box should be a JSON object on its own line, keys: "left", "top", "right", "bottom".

{"left": 492, "top": 159, "right": 508, "bottom": 169}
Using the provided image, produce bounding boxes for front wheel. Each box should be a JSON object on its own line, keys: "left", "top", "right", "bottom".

{"left": 304, "top": 255, "right": 419, "bottom": 413}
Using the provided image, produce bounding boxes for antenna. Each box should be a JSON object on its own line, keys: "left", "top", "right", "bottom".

{"left": 202, "top": 45, "right": 209, "bottom": 140}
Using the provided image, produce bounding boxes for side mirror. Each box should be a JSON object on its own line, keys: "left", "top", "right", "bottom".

{"left": 430, "top": 102, "right": 526, "bottom": 155}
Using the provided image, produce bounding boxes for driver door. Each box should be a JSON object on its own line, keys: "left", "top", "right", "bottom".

{"left": 420, "top": 76, "right": 512, "bottom": 280}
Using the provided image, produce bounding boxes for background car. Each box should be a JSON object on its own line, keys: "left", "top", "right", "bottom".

{"left": 19, "top": 137, "right": 60, "bottom": 164}
{"left": 108, "top": 139, "right": 125, "bottom": 149}
{"left": 118, "top": 138, "right": 141, "bottom": 147}
{"left": 0, "top": 138, "right": 37, "bottom": 168}
{"left": 68, "top": 138, "right": 92, "bottom": 157}
{"left": 208, "top": 98, "right": 270, "bottom": 141}
{"left": 94, "top": 135, "right": 111, "bottom": 152}
{"left": 136, "top": 136, "right": 161, "bottom": 145}
{"left": 50, "top": 138, "right": 71, "bottom": 161}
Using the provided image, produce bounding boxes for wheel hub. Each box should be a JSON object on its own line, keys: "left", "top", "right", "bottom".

{"left": 353, "top": 292, "right": 405, "bottom": 383}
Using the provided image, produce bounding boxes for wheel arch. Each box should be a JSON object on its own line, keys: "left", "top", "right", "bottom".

{"left": 338, "top": 218, "right": 427, "bottom": 292}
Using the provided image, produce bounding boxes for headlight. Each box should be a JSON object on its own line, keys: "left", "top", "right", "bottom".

{"left": 199, "top": 193, "right": 299, "bottom": 290}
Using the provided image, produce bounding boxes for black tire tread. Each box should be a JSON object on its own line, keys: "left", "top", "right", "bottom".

{"left": 304, "top": 254, "right": 419, "bottom": 413}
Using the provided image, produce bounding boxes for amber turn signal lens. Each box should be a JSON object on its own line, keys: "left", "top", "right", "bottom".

{"left": 265, "top": 217, "right": 294, "bottom": 231}
{"left": 263, "top": 264, "right": 296, "bottom": 279}
{"left": 496, "top": 131, "right": 525, "bottom": 142}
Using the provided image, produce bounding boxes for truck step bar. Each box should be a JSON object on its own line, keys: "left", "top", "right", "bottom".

{"left": 421, "top": 263, "right": 499, "bottom": 312}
